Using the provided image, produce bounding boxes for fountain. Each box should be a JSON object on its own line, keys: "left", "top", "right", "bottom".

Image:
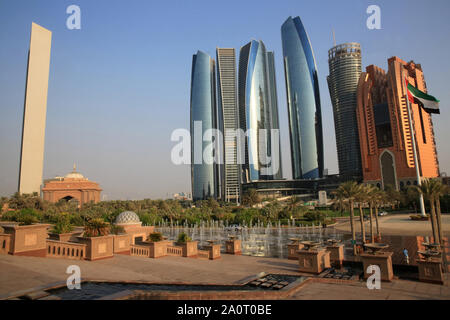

{"left": 154, "top": 221, "right": 341, "bottom": 259}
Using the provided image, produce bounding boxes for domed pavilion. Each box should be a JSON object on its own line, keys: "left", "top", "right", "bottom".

{"left": 115, "top": 211, "right": 154, "bottom": 244}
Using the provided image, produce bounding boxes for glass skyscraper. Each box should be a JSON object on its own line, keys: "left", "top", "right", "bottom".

{"left": 238, "top": 40, "right": 282, "bottom": 182}
{"left": 190, "top": 50, "right": 219, "bottom": 201}
{"left": 281, "top": 16, "right": 324, "bottom": 179}
{"left": 327, "top": 43, "right": 362, "bottom": 177}
{"left": 216, "top": 48, "right": 241, "bottom": 203}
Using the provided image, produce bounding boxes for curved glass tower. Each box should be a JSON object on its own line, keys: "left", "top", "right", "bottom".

{"left": 190, "top": 51, "right": 218, "bottom": 201}
{"left": 238, "top": 40, "right": 282, "bottom": 182}
{"left": 281, "top": 16, "right": 324, "bottom": 179}
{"left": 327, "top": 43, "right": 362, "bottom": 177}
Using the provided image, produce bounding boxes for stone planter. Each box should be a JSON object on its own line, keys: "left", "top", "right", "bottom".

{"left": 361, "top": 252, "right": 394, "bottom": 281}
{"left": 417, "top": 259, "right": 444, "bottom": 285}
{"left": 298, "top": 248, "right": 331, "bottom": 274}
{"left": 148, "top": 241, "right": 168, "bottom": 258}
{"left": 1, "top": 223, "right": 50, "bottom": 257}
{"left": 48, "top": 231, "right": 82, "bottom": 243}
{"left": 177, "top": 241, "right": 198, "bottom": 257}
{"left": 287, "top": 243, "right": 304, "bottom": 260}
{"left": 77, "top": 235, "right": 114, "bottom": 261}
{"left": 205, "top": 244, "right": 221, "bottom": 260}
{"left": 225, "top": 239, "right": 241, "bottom": 255}
{"left": 326, "top": 244, "right": 344, "bottom": 268}
{"left": 113, "top": 234, "right": 131, "bottom": 254}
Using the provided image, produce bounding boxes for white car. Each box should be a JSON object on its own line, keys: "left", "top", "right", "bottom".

{"left": 378, "top": 211, "right": 388, "bottom": 216}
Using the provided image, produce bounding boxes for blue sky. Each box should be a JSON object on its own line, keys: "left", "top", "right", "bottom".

{"left": 0, "top": 0, "right": 449, "bottom": 199}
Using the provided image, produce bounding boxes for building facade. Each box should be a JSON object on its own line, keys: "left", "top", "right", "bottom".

{"left": 265, "top": 51, "right": 283, "bottom": 180}
{"left": 238, "top": 40, "right": 282, "bottom": 182}
{"left": 42, "top": 165, "right": 102, "bottom": 207}
{"left": 327, "top": 43, "right": 363, "bottom": 178}
{"left": 216, "top": 48, "right": 241, "bottom": 203}
{"left": 18, "top": 23, "right": 52, "bottom": 194}
{"left": 281, "top": 16, "right": 324, "bottom": 180}
{"left": 190, "top": 51, "right": 219, "bottom": 201}
{"left": 356, "top": 57, "right": 439, "bottom": 190}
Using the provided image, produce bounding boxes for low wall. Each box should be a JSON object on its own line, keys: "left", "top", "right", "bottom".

{"left": 130, "top": 244, "right": 150, "bottom": 257}
{"left": 46, "top": 240, "right": 86, "bottom": 260}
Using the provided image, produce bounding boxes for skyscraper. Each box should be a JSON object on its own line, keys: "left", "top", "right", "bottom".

{"left": 18, "top": 22, "right": 52, "bottom": 194}
{"left": 356, "top": 57, "right": 439, "bottom": 190}
{"left": 190, "top": 51, "right": 219, "bottom": 201}
{"left": 327, "top": 43, "right": 363, "bottom": 177}
{"left": 281, "top": 16, "right": 323, "bottom": 180}
{"left": 216, "top": 48, "right": 241, "bottom": 203}
{"left": 265, "top": 51, "right": 283, "bottom": 180}
{"left": 238, "top": 40, "right": 282, "bottom": 182}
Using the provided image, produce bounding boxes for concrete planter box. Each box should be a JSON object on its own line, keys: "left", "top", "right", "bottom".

{"left": 326, "top": 244, "right": 345, "bottom": 268}
{"left": 77, "top": 235, "right": 114, "bottom": 261}
{"left": 113, "top": 234, "right": 131, "bottom": 254}
{"left": 417, "top": 259, "right": 444, "bottom": 285}
{"left": 298, "top": 248, "right": 331, "bottom": 274}
{"left": 148, "top": 241, "right": 168, "bottom": 258}
{"left": 361, "top": 252, "right": 394, "bottom": 281}
{"left": 48, "top": 231, "right": 82, "bottom": 243}
{"left": 225, "top": 239, "right": 241, "bottom": 255}
{"left": 1, "top": 223, "right": 50, "bottom": 256}
{"left": 176, "top": 241, "right": 198, "bottom": 257}
{"left": 287, "top": 243, "right": 304, "bottom": 260}
{"left": 205, "top": 244, "right": 221, "bottom": 260}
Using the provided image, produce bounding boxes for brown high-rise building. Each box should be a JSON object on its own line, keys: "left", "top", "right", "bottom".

{"left": 356, "top": 56, "right": 439, "bottom": 190}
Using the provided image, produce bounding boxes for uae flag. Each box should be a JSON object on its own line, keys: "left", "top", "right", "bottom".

{"left": 406, "top": 78, "right": 440, "bottom": 114}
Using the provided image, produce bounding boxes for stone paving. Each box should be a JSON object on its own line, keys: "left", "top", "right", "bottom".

{"left": 334, "top": 213, "right": 450, "bottom": 236}
{"left": 0, "top": 253, "right": 449, "bottom": 300}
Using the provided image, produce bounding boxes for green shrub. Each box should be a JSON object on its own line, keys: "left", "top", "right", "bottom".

{"left": 17, "top": 213, "right": 39, "bottom": 225}
{"left": 149, "top": 232, "right": 163, "bottom": 242}
{"left": 50, "top": 213, "right": 74, "bottom": 234}
{"left": 303, "top": 211, "right": 326, "bottom": 222}
{"left": 84, "top": 218, "right": 110, "bottom": 237}
{"left": 177, "top": 232, "right": 192, "bottom": 243}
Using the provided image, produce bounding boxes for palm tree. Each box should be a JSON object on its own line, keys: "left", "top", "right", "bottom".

{"left": 372, "top": 188, "right": 386, "bottom": 241}
{"left": 336, "top": 181, "right": 362, "bottom": 255}
{"left": 365, "top": 185, "right": 378, "bottom": 242}
{"left": 242, "top": 189, "right": 261, "bottom": 207}
{"left": 433, "top": 179, "right": 448, "bottom": 247}
{"left": 356, "top": 186, "right": 367, "bottom": 244}
{"left": 415, "top": 179, "right": 439, "bottom": 244}
{"left": 331, "top": 190, "right": 347, "bottom": 216}
{"left": 286, "top": 196, "right": 302, "bottom": 218}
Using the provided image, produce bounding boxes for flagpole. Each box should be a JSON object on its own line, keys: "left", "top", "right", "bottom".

{"left": 403, "top": 74, "right": 426, "bottom": 217}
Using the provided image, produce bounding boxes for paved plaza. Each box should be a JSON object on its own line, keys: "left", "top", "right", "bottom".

{"left": 335, "top": 214, "right": 450, "bottom": 236}
{"left": 1, "top": 251, "right": 449, "bottom": 300}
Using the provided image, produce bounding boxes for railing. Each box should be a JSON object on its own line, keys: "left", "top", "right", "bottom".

{"left": 46, "top": 240, "right": 86, "bottom": 260}
{"left": 166, "top": 245, "right": 182, "bottom": 256}
{"left": 0, "top": 234, "right": 11, "bottom": 255}
{"left": 198, "top": 249, "right": 210, "bottom": 259}
{"left": 130, "top": 244, "right": 150, "bottom": 257}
